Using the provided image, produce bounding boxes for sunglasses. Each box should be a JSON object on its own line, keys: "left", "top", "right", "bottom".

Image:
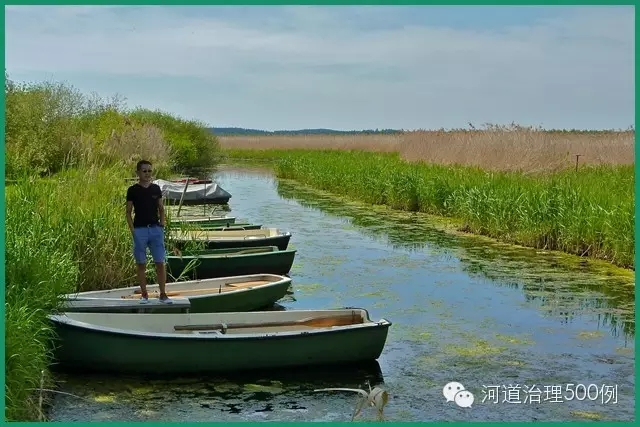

{"left": 141, "top": 169, "right": 152, "bottom": 173}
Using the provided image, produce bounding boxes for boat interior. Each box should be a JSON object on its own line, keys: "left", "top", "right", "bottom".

{"left": 165, "top": 205, "right": 229, "bottom": 220}
{"left": 172, "top": 228, "right": 282, "bottom": 240}
{"left": 54, "top": 309, "right": 373, "bottom": 336}
{"left": 65, "top": 275, "right": 288, "bottom": 300}
{"left": 121, "top": 279, "right": 275, "bottom": 299}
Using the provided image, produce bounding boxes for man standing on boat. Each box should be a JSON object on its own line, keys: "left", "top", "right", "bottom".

{"left": 126, "top": 160, "right": 172, "bottom": 304}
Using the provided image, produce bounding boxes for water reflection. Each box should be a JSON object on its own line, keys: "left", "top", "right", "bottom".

{"left": 273, "top": 179, "right": 635, "bottom": 340}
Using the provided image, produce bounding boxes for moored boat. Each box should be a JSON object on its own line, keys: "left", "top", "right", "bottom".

{"left": 168, "top": 216, "right": 238, "bottom": 227}
{"left": 166, "top": 246, "right": 296, "bottom": 280}
{"left": 169, "top": 228, "right": 292, "bottom": 251}
{"left": 155, "top": 178, "right": 232, "bottom": 205}
{"left": 48, "top": 308, "right": 392, "bottom": 375}
{"left": 62, "top": 274, "right": 292, "bottom": 314}
{"left": 169, "top": 223, "right": 262, "bottom": 231}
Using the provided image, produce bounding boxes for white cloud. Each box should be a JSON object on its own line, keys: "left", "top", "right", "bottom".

{"left": 4, "top": 6, "right": 634, "bottom": 130}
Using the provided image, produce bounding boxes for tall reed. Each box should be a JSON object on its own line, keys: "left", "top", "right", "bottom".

{"left": 268, "top": 150, "right": 634, "bottom": 269}
{"left": 220, "top": 125, "right": 634, "bottom": 174}
{"left": 5, "top": 166, "right": 137, "bottom": 420}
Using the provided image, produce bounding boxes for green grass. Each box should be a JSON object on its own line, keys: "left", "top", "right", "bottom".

{"left": 4, "top": 75, "right": 223, "bottom": 421}
{"left": 5, "top": 167, "right": 140, "bottom": 420}
{"left": 5, "top": 75, "right": 221, "bottom": 179}
{"left": 228, "top": 149, "right": 634, "bottom": 269}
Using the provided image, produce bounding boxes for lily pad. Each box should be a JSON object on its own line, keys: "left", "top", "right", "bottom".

{"left": 93, "top": 393, "right": 116, "bottom": 403}
{"left": 570, "top": 410, "right": 603, "bottom": 420}
{"left": 243, "top": 383, "right": 284, "bottom": 394}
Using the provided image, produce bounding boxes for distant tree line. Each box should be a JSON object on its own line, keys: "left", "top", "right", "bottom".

{"left": 208, "top": 126, "right": 634, "bottom": 136}
{"left": 208, "top": 127, "right": 404, "bottom": 136}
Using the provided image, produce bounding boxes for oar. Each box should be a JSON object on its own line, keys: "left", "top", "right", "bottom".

{"left": 173, "top": 313, "right": 362, "bottom": 332}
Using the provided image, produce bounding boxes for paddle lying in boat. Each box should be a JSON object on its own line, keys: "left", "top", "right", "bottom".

{"left": 170, "top": 228, "right": 292, "bottom": 251}
{"left": 62, "top": 274, "right": 292, "bottom": 314}
{"left": 166, "top": 246, "right": 296, "bottom": 280}
{"left": 174, "top": 313, "right": 362, "bottom": 332}
{"left": 48, "top": 308, "right": 392, "bottom": 375}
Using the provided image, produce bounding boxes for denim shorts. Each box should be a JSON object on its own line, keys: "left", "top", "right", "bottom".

{"left": 132, "top": 225, "right": 165, "bottom": 264}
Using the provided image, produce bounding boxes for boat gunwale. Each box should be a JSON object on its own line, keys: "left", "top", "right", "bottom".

{"left": 171, "top": 232, "right": 292, "bottom": 243}
{"left": 48, "top": 309, "right": 392, "bottom": 341}
{"left": 62, "top": 274, "right": 292, "bottom": 300}
{"left": 170, "top": 216, "right": 236, "bottom": 223}
{"left": 166, "top": 248, "right": 297, "bottom": 261}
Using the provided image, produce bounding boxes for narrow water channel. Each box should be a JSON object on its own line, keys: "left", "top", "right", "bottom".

{"left": 48, "top": 164, "right": 635, "bottom": 422}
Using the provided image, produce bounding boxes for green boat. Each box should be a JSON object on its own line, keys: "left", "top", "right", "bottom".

{"left": 169, "top": 216, "right": 237, "bottom": 227}
{"left": 62, "top": 274, "right": 292, "bottom": 314}
{"left": 167, "top": 246, "right": 296, "bottom": 280}
{"left": 170, "top": 228, "right": 292, "bottom": 251}
{"left": 60, "top": 297, "right": 192, "bottom": 314}
{"left": 169, "top": 223, "right": 262, "bottom": 231}
{"left": 48, "top": 308, "right": 392, "bottom": 375}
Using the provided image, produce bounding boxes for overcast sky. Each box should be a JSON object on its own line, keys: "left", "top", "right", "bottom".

{"left": 5, "top": 5, "right": 635, "bottom": 131}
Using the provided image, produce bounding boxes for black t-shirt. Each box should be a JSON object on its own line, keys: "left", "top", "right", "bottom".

{"left": 126, "top": 183, "right": 163, "bottom": 227}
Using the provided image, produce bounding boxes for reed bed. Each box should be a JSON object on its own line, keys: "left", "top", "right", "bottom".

{"left": 5, "top": 167, "right": 134, "bottom": 420}
{"left": 400, "top": 125, "right": 635, "bottom": 173}
{"left": 222, "top": 127, "right": 634, "bottom": 268}
{"left": 220, "top": 134, "right": 402, "bottom": 153}
{"left": 221, "top": 125, "right": 634, "bottom": 174}
{"left": 226, "top": 149, "right": 634, "bottom": 269}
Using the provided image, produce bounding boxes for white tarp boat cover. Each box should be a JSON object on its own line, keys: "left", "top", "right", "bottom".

{"left": 153, "top": 179, "right": 232, "bottom": 205}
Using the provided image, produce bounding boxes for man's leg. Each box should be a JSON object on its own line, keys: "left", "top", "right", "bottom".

{"left": 133, "top": 227, "right": 150, "bottom": 302}
{"left": 150, "top": 225, "right": 171, "bottom": 303}
{"left": 155, "top": 262, "right": 167, "bottom": 294}
{"left": 137, "top": 263, "right": 148, "bottom": 297}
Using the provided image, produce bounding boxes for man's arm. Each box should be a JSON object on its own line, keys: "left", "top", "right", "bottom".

{"left": 158, "top": 196, "right": 166, "bottom": 227}
{"left": 126, "top": 201, "right": 135, "bottom": 234}
{"left": 155, "top": 185, "right": 166, "bottom": 227}
{"left": 126, "top": 187, "right": 135, "bottom": 234}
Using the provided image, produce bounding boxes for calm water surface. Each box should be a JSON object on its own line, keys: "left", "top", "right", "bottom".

{"left": 49, "top": 165, "right": 635, "bottom": 422}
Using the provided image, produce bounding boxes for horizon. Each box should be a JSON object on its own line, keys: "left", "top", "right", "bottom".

{"left": 207, "top": 124, "right": 635, "bottom": 133}
{"left": 5, "top": 5, "right": 634, "bottom": 132}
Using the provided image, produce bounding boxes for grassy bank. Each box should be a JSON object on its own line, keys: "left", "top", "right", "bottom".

{"left": 4, "top": 77, "right": 222, "bottom": 421}
{"left": 5, "top": 167, "right": 134, "bottom": 420}
{"left": 224, "top": 149, "right": 634, "bottom": 270}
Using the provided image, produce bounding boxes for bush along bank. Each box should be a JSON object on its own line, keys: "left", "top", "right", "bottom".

{"left": 233, "top": 149, "right": 634, "bottom": 269}
{"left": 4, "top": 76, "right": 223, "bottom": 421}
{"left": 5, "top": 76, "right": 222, "bottom": 179}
